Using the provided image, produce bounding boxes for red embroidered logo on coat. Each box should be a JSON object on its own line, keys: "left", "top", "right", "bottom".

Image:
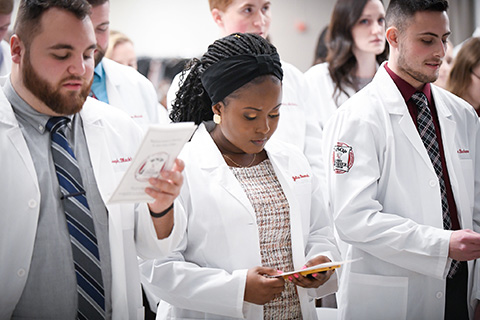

{"left": 112, "top": 157, "right": 132, "bottom": 164}
{"left": 292, "top": 174, "right": 310, "bottom": 182}
{"left": 457, "top": 149, "right": 470, "bottom": 154}
{"left": 333, "top": 142, "right": 354, "bottom": 174}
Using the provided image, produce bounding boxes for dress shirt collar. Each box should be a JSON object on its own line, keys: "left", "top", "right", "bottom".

{"left": 94, "top": 60, "right": 105, "bottom": 80}
{"left": 384, "top": 62, "right": 432, "bottom": 105}
{"left": 4, "top": 77, "right": 73, "bottom": 134}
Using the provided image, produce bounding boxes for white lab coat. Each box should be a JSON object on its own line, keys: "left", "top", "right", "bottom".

{"left": 102, "top": 57, "right": 168, "bottom": 128}
{"left": 141, "top": 123, "right": 339, "bottom": 320}
{"left": 166, "top": 61, "right": 325, "bottom": 188}
{"left": 304, "top": 62, "right": 356, "bottom": 131}
{"left": 0, "top": 94, "right": 184, "bottom": 320}
{"left": 0, "top": 40, "right": 11, "bottom": 77}
{"left": 323, "top": 64, "right": 480, "bottom": 319}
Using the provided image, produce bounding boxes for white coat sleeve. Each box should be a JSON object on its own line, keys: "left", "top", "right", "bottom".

{"left": 323, "top": 109, "right": 451, "bottom": 279}
{"left": 301, "top": 76, "right": 328, "bottom": 195}
{"left": 134, "top": 200, "right": 187, "bottom": 259}
{"left": 139, "top": 177, "right": 249, "bottom": 319}
{"left": 304, "top": 172, "right": 340, "bottom": 298}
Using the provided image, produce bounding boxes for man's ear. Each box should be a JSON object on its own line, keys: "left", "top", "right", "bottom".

{"left": 386, "top": 26, "right": 399, "bottom": 49}
{"left": 10, "top": 35, "right": 25, "bottom": 64}
{"left": 211, "top": 8, "right": 225, "bottom": 28}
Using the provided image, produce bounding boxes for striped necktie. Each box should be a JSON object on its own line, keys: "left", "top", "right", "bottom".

{"left": 46, "top": 117, "right": 105, "bottom": 319}
{"left": 412, "top": 92, "right": 460, "bottom": 279}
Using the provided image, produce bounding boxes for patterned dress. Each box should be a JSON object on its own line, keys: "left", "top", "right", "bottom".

{"left": 230, "top": 159, "right": 302, "bottom": 320}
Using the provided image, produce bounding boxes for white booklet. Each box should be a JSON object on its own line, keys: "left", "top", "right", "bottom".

{"left": 108, "top": 122, "right": 197, "bottom": 204}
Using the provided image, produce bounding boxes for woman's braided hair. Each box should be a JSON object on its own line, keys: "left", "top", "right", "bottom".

{"left": 170, "top": 33, "right": 279, "bottom": 124}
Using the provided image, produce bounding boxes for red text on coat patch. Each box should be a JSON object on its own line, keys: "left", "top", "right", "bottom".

{"left": 333, "top": 142, "right": 354, "bottom": 174}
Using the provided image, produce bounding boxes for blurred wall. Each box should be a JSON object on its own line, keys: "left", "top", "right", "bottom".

{"left": 10, "top": 0, "right": 478, "bottom": 73}
{"left": 108, "top": 0, "right": 477, "bottom": 72}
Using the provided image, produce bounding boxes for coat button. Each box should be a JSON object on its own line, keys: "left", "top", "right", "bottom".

{"left": 17, "top": 268, "right": 26, "bottom": 277}
{"left": 429, "top": 180, "right": 437, "bottom": 187}
{"left": 28, "top": 199, "right": 37, "bottom": 208}
{"left": 436, "top": 291, "right": 443, "bottom": 299}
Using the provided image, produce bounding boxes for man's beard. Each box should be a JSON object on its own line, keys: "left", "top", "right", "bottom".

{"left": 23, "top": 51, "right": 92, "bottom": 115}
{"left": 397, "top": 44, "right": 439, "bottom": 85}
{"left": 94, "top": 46, "right": 105, "bottom": 67}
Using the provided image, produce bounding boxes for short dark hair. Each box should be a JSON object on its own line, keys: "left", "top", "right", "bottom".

{"left": 85, "top": 0, "right": 108, "bottom": 7}
{"left": 14, "top": 0, "right": 91, "bottom": 47}
{"left": 0, "top": 0, "right": 14, "bottom": 15}
{"left": 386, "top": 0, "right": 449, "bottom": 31}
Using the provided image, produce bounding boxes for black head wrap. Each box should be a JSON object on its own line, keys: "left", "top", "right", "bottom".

{"left": 200, "top": 52, "right": 283, "bottom": 105}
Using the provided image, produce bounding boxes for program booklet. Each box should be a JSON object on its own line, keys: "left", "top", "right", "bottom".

{"left": 270, "top": 259, "right": 361, "bottom": 279}
{"left": 108, "top": 122, "right": 197, "bottom": 204}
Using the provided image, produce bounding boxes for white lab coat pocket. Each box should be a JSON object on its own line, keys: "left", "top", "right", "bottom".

{"left": 341, "top": 272, "right": 408, "bottom": 320}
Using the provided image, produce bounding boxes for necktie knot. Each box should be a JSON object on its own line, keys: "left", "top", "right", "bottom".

{"left": 411, "top": 92, "right": 428, "bottom": 110}
{"left": 46, "top": 116, "right": 70, "bottom": 134}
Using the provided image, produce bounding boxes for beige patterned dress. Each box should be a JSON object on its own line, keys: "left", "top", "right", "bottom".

{"left": 230, "top": 159, "right": 302, "bottom": 320}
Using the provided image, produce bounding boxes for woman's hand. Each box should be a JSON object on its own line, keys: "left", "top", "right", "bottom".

{"left": 244, "top": 266, "right": 285, "bottom": 305}
{"left": 288, "top": 255, "right": 334, "bottom": 289}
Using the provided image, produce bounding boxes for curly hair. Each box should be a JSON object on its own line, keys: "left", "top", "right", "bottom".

{"left": 170, "top": 33, "right": 279, "bottom": 124}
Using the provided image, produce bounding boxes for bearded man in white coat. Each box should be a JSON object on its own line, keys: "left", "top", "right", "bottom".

{"left": 323, "top": 0, "right": 480, "bottom": 319}
{"left": 0, "top": 1, "right": 184, "bottom": 319}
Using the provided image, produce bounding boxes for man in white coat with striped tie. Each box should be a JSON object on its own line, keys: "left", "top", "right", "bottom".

{"left": 0, "top": 0, "right": 184, "bottom": 319}
{"left": 323, "top": 0, "right": 480, "bottom": 319}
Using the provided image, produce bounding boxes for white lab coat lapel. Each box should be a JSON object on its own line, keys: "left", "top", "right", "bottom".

{"left": 102, "top": 59, "right": 123, "bottom": 108}
{"left": 434, "top": 86, "right": 476, "bottom": 313}
{"left": 375, "top": 67, "right": 437, "bottom": 176}
{"left": 80, "top": 99, "right": 131, "bottom": 318}
{"left": 267, "top": 146, "right": 306, "bottom": 271}
{"left": 0, "top": 90, "right": 38, "bottom": 186}
{"left": 433, "top": 87, "right": 473, "bottom": 230}
{"left": 194, "top": 125, "right": 257, "bottom": 221}
{"left": 7, "top": 124, "right": 38, "bottom": 187}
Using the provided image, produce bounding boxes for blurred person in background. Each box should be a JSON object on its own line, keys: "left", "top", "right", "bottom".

{"left": 87, "top": 0, "right": 167, "bottom": 127}
{"left": 105, "top": 30, "right": 138, "bottom": 70}
{"left": 312, "top": 26, "right": 329, "bottom": 66}
{"left": 433, "top": 40, "right": 453, "bottom": 89}
{"left": 447, "top": 37, "right": 480, "bottom": 116}
{"left": 305, "top": 0, "right": 388, "bottom": 130}
{"left": 0, "top": 0, "right": 13, "bottom": 76}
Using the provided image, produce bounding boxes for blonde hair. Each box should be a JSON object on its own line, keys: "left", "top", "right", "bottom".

{"left": 208, "top": 0, "right": 233, "bottom": 11}
{"left": 447, "top": 37, "right": 480, "bottom": 100}
{"left": 105, "top": 30, "right": 133, "bottom": 59}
